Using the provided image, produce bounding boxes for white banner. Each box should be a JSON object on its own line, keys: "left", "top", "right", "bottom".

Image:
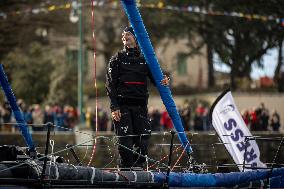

{"left": 209, "top": 89, "right": 266, "bottom": 171}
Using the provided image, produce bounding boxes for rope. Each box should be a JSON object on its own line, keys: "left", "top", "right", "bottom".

{"left": 211, "top": 143, "right": 218, "bottom": 172}
{"left": 148, "top": 145, "right": 182, "bottom": 169}
{"left": 170, "top": 141, "right": 190, "bottom": 172}
{"left": 4, "top": 121, "right": 284, "bottom": 173}
{"left": 0, "top": 137, "right": 97, "bottom": 175}
{"left": 1, "top": 122, "right": 283, "bottom": 175}
{"left": 43, "top": 124, "right": 167, "bottom": 168}
{"left": 87, "top": 0, "right": 99, "bottom": 167}
{"left": 79, "top": 142, "right": 89, "bottom": 165}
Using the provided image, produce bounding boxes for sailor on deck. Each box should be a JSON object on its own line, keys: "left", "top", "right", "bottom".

{"left": 106, "top": 26, "right": 169, "bottom": 169}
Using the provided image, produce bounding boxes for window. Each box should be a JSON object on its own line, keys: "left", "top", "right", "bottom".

{"left": 177, "top": 53, "right": 188, "bottom": 76}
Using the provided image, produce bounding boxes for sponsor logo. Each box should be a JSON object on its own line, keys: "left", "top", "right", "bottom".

{"left": 220, "top": 104, "right": 235, "bottom": 115}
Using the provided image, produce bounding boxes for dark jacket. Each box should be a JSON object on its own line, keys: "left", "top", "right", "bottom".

{"left": 106, "top": 47, "right": 155, "bottom": 111}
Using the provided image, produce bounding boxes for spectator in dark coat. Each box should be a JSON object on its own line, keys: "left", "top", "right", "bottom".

{"left": 270, "top": 110, "right": 281, "bottom": 131}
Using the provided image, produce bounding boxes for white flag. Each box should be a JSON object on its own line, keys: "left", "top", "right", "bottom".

{"left": 209, "top": 89, "right": 266, "bottom": 171}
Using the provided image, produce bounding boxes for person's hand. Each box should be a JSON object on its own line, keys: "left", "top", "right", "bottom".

{"left": 111, "top": 109, "right": 121, "bottom": 122}
{"left": 161, "top": 75, "right": 170, "bottom": 86}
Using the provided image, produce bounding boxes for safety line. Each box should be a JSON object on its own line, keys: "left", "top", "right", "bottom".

{"left": 3, "top": 122, "right": 283, "bottom": 172}
{"left": 148, "top": 145, "right": 182, "bottom": 170}
{"left": 87, "top": 0, "right": 99, "bottom": 167}
{"left": 170, "top": 141, "right": 190, "bottom": 172}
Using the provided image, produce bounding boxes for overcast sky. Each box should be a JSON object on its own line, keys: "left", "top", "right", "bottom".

{"left": 214, "top": 48, "right": 278, "bottom": 80}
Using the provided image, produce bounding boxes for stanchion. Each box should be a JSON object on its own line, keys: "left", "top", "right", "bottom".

{"left": 41, "top": 122, "right": 52, "bottom": 182}
{"left": 165, "top": 130, "right": 175, "bottom": 186}
{"left": 66, "top": 144, "right": 82, "bottom": 166}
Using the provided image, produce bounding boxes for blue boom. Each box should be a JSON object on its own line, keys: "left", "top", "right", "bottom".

{"left": 120, "top": 0, "right": 192, "bottom": 154}
{"left": 0, "top": 64, "right": 35, "bottom": 151}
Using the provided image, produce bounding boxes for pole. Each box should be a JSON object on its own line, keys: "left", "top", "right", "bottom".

{"left": 78, "top": 0, "right": 84, "bottom": 123}
{"left": 166, "top": 130, "right": 175, "bottom": 185}
{"left": 41, "top": 122, "right": 52, "bottom": 182}
{"left": 120, "top": 0, "right": 192, "bottom": 155}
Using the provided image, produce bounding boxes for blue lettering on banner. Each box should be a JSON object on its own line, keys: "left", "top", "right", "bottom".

{"left": 224, "top": 118, "right": 237, "bottom": 131}
{"left": 231, "top": 129, "right": 244, "bottom": 141}
{"left": 223, "top": 118, "right": 258, "bottom": 167}
{"left": 244, "top": 148, "right": 257, "bottom": 163}
{"left": 236, "top": 141, "right": 251, "bottom": 151}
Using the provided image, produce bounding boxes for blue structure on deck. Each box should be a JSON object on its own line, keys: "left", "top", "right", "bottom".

{"left": 120, "top": 0, "right": 192, "bottom": 154}
{"left": 154, "top": 167, "right": 284, "bottom": 187}
{"left": 0, "top": 64, "right": 35, "bottom": 151}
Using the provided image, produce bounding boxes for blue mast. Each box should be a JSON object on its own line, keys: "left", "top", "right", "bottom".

{"left": 120, "top": 0, "right": 192, "bottom": 154}
{"left": 0, "top": 64, "right": 35, "bottom": 151}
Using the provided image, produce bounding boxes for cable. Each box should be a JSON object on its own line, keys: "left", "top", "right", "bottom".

{"left": 170, "top": 141, "right": 190, "bottom": 172}
{"left": 87, "top": 0, "right": 99, "bottom": 167}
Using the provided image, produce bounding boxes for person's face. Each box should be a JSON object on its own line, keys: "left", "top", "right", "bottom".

{"left": 122, "top": 31, "right": 137, "bottom": 48}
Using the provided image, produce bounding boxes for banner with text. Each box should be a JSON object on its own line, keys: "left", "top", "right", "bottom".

{"left": 209, "top": 89, "right": 266, "bottom": 171}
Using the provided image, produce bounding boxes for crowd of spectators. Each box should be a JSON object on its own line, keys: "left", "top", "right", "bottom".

{"left": 0, "top": 99, "right": 111, "bottom": 133}
{"left": 0, "top": 100, "right": 79, "bottom": 132}
{"left": 241, "top": 102, "right": 281, "bottom": 131}
{"left": 149, "top": 101, "right": 281, "bottom": 132}
{"left": 149, "top": 102, "right": 210, "bottom": 132}
{"left": 0, "top": 99, "right": 281, "bottom": 133}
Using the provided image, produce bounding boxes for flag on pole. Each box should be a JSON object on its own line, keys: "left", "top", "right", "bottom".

{"left": 209, "top": 89, "right": 266, "bottom": 171}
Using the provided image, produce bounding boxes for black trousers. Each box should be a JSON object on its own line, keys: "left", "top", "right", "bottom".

{"left": 114, "top": 105, "right": 151, "bottom": 168}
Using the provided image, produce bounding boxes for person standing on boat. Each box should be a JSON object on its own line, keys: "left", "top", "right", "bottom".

{"left": 106, "top": 26, "right": 170, "bottom": 169}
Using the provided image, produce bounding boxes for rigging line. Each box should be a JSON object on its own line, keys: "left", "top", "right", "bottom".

{"left": 55, "top": 138, "right": 284, "bottom": 171}
{"left": 211, "top": 143, "right": 219, "bottom": 172}
{"left": 170, "top": 141, "right": 190, "bottom": 172}
{"left": 102, "top": 152, "right": 116, "bottom": 169}
{"left": 154, "top": 139, "right": 260, "bottom": 147}
{"left": 103, "top": 136, "right": 117, "bottom": 169}
{"left": 155, "top": 142, "right": 232, "bottom": 146}
{"left": 4, "top": 120, "right": 204, "bottom": 137}
{"left": 79, "top": 0, "right": 92, "bottom": 167}
{"left": 112, "top": 138, "right": 168, "bottom": 168}
{"left": 9, "top": 123, "right": 283, "bottom": 170}
{"left": 42, "top": 127, "right": 260, "bottom": 170}
{"left": 32, "top": 127, "right": 160, "bottom": 168}
{"left": 269, "top": 136, "right": 284, "bottom": 175}
{"left": 32, "top": 140, "right": 239, "bottom": 148}
{"left": 101, "top": 145, "right": 117, "bottom": 170}
{"left": 148, "top": 145, "right": 182, "bottom": 169}
{"left": 53, "top": 122, "right": 154, "bottom": 138}
{"left": 0, "top": 137, "right": 97, "bottom": 175}
{"left": 38, "top": 136, "right": 278, "bottom": 170}
{"left": 29, "top": 123, "right": 100, "bottom": 140}
{"left": 49, "top": 135, "right": 106, "bottom": 157}
{"left": 109, "top": 129, "right": 174, "bottom": 169}
{"left": 52, "top": 128, "right": 167, "bottom": 169}
{"left": 6, "top": 121, "right": 283, "bottom": 148}
{"left": 36, "top": 144, "right": 114, "bottom": 148}
{"left": 52, "top": 122, "right": 152, "bottom": 138}
{"left": 0, "top": 134, "right": 166, "bottom": 175}
{"left": 79, "top": 142, "right": 89, "bottom": 165}
{"left": 132, "top": 135, "right": 143, "bottom": 168}
{"left": 88, "top": 0, "right": 98, "bottom": 167}
{"left": 1, "top": 121, "right": 228, "bottom": 138}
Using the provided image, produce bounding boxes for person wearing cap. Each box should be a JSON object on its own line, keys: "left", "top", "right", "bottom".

{"left": 106, "top": 26, "right": 170, "bottom": 169}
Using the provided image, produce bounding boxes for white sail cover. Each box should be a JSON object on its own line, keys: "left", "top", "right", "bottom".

{"left": 209, "top": 89, "right": 266, "bottom": 171}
